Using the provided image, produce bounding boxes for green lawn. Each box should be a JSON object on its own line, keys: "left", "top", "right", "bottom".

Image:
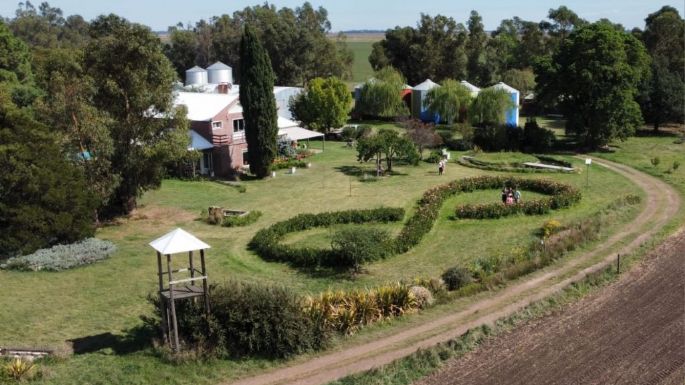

{"left": 0, "top": 137, "right": 648, "bottom": 384}
{"left": 347, "top": 41, "right": 375, "bottom": 84}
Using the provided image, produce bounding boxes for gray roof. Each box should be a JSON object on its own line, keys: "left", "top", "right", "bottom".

{"left": 413, "top": 79, "right": 440, "bottom": 91}
{"left": 186, "top": 66, "right": 206, "bottom": 72}
{"left": 207, "top": 61, "right": 232, "bottom": 70}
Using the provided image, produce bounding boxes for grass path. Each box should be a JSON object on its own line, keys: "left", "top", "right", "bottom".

{"left": 222, "top": 157, "right": 681, "bottom": 385}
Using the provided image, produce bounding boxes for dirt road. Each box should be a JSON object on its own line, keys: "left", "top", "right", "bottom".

{"left": 416, "top": 230, "right": 685, "bottom": 385}
{"left": 225, "top": 158, "right": 681, "bottom": 385}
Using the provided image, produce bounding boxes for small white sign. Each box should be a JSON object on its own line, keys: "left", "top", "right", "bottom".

{"left": 585, "top": 158, "right": 592, "bottom": 165}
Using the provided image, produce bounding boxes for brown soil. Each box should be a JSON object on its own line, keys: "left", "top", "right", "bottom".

{"left": 223, "top": 158, "right": 682, "bottom": 385}
{"left": 417, "top": 230, "right": 685, "bottom": 385}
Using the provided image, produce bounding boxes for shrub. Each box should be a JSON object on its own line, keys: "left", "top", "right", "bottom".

{"left": 425, "top": 150, "right": 443, "bottom": 163}
{"left": 3, "top": 358, "right": 36, "bottom": 381}
{"left": 473, "top": 124, "right": 522, "bottom": 152}
{"left": 522, "top": 119, "right": 555, "bottom": 153}
{"left": 410, "top": 286, "right": 434, "bottom": 308}
{"left": 305, "top": 283, "right": 420, "bottom": 336}
{"left": 650, "top": 157, "right": 660, "bottom": 167}
{"left": 221, "top": 211, "right": 262, "bottom": 227}
{"left": 442, "top": 267, "right": 473, "bottom": 291}
{"left": 672, "top": 160, "right": 680, "bottom": 171}
{"left": 329, "top": 227, "right": 393, "bottom": 271}
{"left": 1, "top": 238, "right": 117, "bottom": 271}
{"left": 542, "top": 219, "right": 563, "bottom": 238}
{"left": 163, "top": 281, "right": 326, "bottom": 359}
{"left": 272, "top": 158, "right": 307, "bottom": 170}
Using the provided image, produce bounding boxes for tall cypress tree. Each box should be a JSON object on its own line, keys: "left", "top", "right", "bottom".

{"left": 239, "top": 25, "right": 278, "bottom": 178}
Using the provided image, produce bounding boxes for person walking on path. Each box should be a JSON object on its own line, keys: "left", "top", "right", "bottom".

{"left": 438, "top": 159, "right": 444, "bottom": 175}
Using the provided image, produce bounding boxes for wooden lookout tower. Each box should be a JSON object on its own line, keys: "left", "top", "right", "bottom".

{"left": 149, "top": 228, "right": 211, "bottom": 351}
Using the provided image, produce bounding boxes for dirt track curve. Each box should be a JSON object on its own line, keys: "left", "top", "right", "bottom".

{"left": 416, "top": 229, "right": 685, "bottom": 385}
{"left": 224, "top": 157, "right": 682, "bottom": 385}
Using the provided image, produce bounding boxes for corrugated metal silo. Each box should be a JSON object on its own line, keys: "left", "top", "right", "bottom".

{"left": 207, "top": 61, "right": 233, "bottom": 84}
{"left": 412, "top": 79, "right": 440, "bottom": 122}
{"left": 185, "top": 66, "right": 207, "bottom": 86}
{"left": 491, "top": 82, "right": 520, "bottom": 126}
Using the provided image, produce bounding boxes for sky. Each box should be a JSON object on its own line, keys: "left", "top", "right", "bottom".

{"left": 1, "top": 0, "right": 683, "bottom": 32}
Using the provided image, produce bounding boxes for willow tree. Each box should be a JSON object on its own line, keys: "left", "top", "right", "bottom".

{"left": 357, "top": 67, "right": 407, "bottom": 118}
{"left": 424, "top": 79, "right": 472, "bottom": 124}
{"left": 239, "top": 25, "right": 278, "bottom": 178}
{"left": 469, "top": 88, "right": 514, "bottom": 126}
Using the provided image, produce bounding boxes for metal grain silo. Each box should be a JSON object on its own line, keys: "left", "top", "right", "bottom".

{"left": 185, "top": 66, "right": 207, "bottom": 86}
{"left": 411, "top": 79, "right": 440, "bottom": 122}
{"left": 491, "top": 82, "right": 520, "bottom": 126}
{"left": 207, "top": 61, "right": 233, "bottom": 84}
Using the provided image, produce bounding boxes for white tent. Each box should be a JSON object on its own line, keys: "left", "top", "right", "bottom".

{"left": 278, "top": 126, "right": 325, "bottom": 141}
{"left": 149, "top": 228, "right": 211, "bottom": 255}
{"left": 188, "top": 130, "right": 213, "bottom": 151}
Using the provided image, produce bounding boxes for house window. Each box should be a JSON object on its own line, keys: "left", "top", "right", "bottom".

{"left": 212, "top": 121, "right": 222, "bottom": 130}
{"left": 233, "top": 119, "right": 245, "bottom": 134}
{"left": 242, "top": 149, "right": 249, "bottom": 165}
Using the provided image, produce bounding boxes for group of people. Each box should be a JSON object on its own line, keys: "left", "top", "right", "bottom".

{"left": 501, "top": 187, "right": 522, "bottom": 205}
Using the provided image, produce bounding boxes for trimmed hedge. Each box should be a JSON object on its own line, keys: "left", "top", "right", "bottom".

{"left": 454, "top": 177, "right": 581, "bottom": 219}
{"left": 250, "top": 176, "right": 580, "bottom": 270}
{"left": 248, "top": 207, "right": 405, "bottom": 268}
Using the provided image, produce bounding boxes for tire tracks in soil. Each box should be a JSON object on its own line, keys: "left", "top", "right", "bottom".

{"left": 223, "top": 158, "right": 681, "bottom": 385}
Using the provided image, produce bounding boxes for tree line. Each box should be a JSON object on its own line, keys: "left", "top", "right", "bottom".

{"left": 368, "top": 5, "right": 684, "bottom": 145}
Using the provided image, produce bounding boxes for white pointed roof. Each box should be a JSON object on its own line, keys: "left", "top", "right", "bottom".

{"left": 186, "top": 66, "right": 206, "bottom": 73}
{"left": 413, "top": 79, "right": 440, "bottom": 91}
{"left": 149, "top": 228, "right": 211, "bottom": 255}
{"left": 491, "top": 82, "right": 519, "bottom": 94}
{"left": 460, "top": 80, "right": 481, "bottom": 93}
{"left": 207, "top": 61, "right": 232, "bottom": 70}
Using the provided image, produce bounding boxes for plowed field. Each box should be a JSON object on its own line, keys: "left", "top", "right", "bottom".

{"left": 417, "top": 231, "right": 685, "bottom": 385}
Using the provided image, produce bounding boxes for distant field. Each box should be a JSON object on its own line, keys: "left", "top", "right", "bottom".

{"left": 347, "top": 41, "right": 375, "bottom": 83}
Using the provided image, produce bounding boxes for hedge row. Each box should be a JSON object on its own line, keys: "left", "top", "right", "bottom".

{"left": 248, "top": 207, "right": 405, "bottom": 268}
{"left": 250, "top": 176, "right": 580, "bottom": 269}
{"left": 454, "top": 178, "right": 581, "bottom": 219}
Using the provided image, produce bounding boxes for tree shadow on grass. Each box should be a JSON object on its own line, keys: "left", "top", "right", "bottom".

{"left": 69, "top": 322, "right": 156, "bottom": 355}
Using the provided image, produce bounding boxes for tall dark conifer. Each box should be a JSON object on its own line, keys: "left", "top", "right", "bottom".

{"left": 239, "top": 25, "right": 278, "bottom": 178}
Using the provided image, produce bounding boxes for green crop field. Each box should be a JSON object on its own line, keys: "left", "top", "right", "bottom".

{"left": 347, "top": 41, "right": 375, "bottom": 84}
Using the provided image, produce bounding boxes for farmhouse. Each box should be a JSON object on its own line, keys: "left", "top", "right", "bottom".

{"left": 175, "top": 62, "right": 321, "bottom": 177}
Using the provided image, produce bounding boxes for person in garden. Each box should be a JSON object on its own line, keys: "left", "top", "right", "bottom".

{"left": 514, "top": 188, "right": 521, "bottom": 203}
{"left": 501, "top": 187, "right": 508, "bottom": 203}
{"left": 438, "top": 159, "right": 444, "bottom": 175}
